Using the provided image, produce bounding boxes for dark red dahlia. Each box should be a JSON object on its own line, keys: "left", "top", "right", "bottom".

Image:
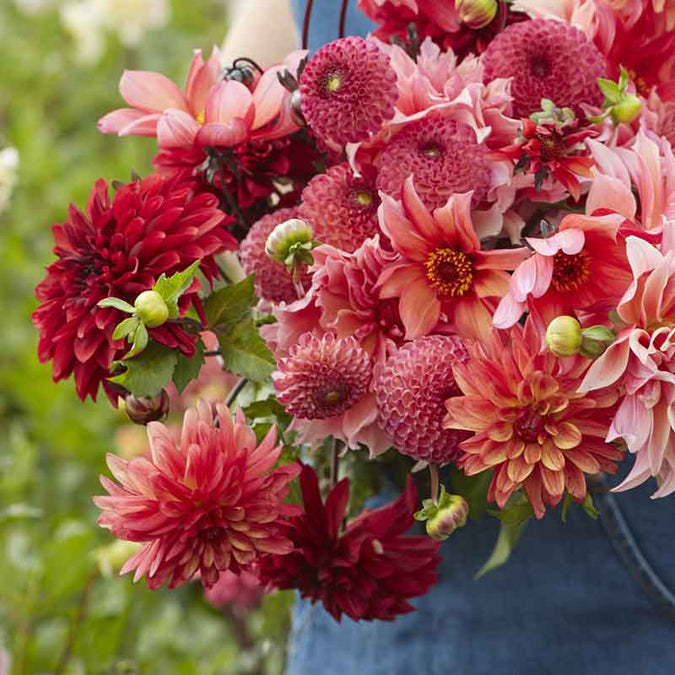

{"left": 33, "top": 174, "right": 236, "bottom": 402}
{"left": 258, "top": 464, "right": 441, "bottom": 622}
{"left": 482, "top": 19, "right": 606, "bottom": 118}
{"left": 299, "top": 36, "right": 398, "bottom": 146}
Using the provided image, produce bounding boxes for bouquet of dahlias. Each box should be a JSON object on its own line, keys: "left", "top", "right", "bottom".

{"left": 33, "top": 0, "right": 675, "bottom": 622}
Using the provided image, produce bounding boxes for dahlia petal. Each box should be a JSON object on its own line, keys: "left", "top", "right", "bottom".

{"left": 541, "top": 442, "right": 565, "bottom": 471}
{"left": 552, "top": 421, "right": 581, "bottom": 450}
{"left": 195, "top": 118, "right": 250, "bottom": 148}
{"left": 565, "top": 449, "right": 601, "bottom": 473}
{"left": 119, "top": 70, "right": 189, "bottom": 113}
{"left": 433, "top": 192, "right": 479, "bottom": 253}
{"left": 185, "top": 47, "right": 222, "bottom": 117}
{"left": 205, "top": 80, "right": 254, "bottom": 126}
{"left": 379, "top": 193, "right": 432, "bottom": 261}
{"left": 399, "top": 278, "right": 440, "bottom": 339}
{"left": 473, "top": 270, "right": 510, "bottom": 298}
{"left": 377, "top": 263, "right": 426, "bottom": 299}
{"left": 252, "top": 67, "right": 287, "bottom": 130}
{"left": 578, "top": 337, "right": 631, "bottom": 392}
{"left": 97, "top": 108, "right": 157, "bottom": 136}
{"left": 156, "top": 109, "right": 200, "bottom": 148}
{"left": 493, "top": 292, "right": 526, "bottom": 330}
{"left": 401, "top": 176, "right": 439, "bottom": 244}
{"left": 539, "top": 465, "right": 565, "bottom": 499}
{"left": 612, "top": 451, "right": 653, "bottom": 493}
{"left": 586, "top": 172, "right": 636, "bottom": 219}
{"left": 526, "top": 229, "right": 585, "bottom": 257}
{"left": 474, "top": 248, "right": 529, "bottom": 272}
{"left": 453, "top": 296, "right": 493, "bottom": 341}
{"left": 625, "top": 235, "right": 663, "bottom": 280}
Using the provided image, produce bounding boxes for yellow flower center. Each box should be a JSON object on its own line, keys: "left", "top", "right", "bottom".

{"left": 196, "top": 111, "right": 205, "bottom": 124}
{"left": 551, "top": 251, "right": 590, "bottom": 292}
{"left": 425, "top": 248, "right": 474, "bottom": 297}
{"left": 352, "top": 188, "right": 373, "bottom": 206}
{"left": 325, "top": 72, "right": 343, "bottom": 93}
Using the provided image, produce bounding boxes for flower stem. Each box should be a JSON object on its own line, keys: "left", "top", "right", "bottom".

{"left": 338, "top": 0, "right": 348, "bottom": 38}
{"left": 330, "top": 438, "right": 341, "bottom": 488}
{"left": 302, "top": 0, "right": 315, "bottom": 50}
{"left": 429, "top": 463, "right": 440, "bottom": 505}
{"left": 226, "top": 377, "right": 249, "bottom": 408}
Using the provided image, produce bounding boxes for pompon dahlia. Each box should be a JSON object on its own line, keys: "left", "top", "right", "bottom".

{"left": 376, "top": 116, "right": 492, "bottom": 211}
{"left": 258, "top": 465, "right": 441, "bottom": 622}
{"left": 374, "top": 336, "right": 471, "bottom": 465}
{"left": 32, "top": 174, "right": 236, "bottom": 402}
{"left": 239, "top": 207, "right": 311, "bottom": 303}
{"left": 482, "top": 19, "right": 606, "bottom": 118}
{"left": 299, "top": 36, "right": 398, "bottom": 146}
{"left": 445, "top": 321, "right": 623, "bottom": 519}
{"left": 94, "top": 401, "right": 301, "bottom": 590}
{"left": 299, "top": 163, "right": 380, "bottom": 252}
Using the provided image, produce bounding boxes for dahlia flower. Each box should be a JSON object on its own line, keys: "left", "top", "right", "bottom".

{"left": 203, "top": 570, "right": 263, "bottom": 613}
{"left": 378, "top": 177, "right": 528, "bottom": 340}
{"left": 299, "top": 36, "right": 398, "bottom": 146}
{"left": 94, "top": 401, "right": 301, "bottom": 590}
{"left": 493, "top": 213, "right": 631, "bottom": 330}
{"left": 32, "top": 174, "right": 235, "bottom": 402}
{"left": 579, "top": 234, "right": 675, "bottom": 497}
{"left": 482, "top": 19, "right": 606, "bottom": 117}
{"left": 374, "top": 336, "right": 471, "bottom": 464}
{"left": 258, "top": 465, "right": 441, "bottom": 622}
{"left": 445, "top": 321, "right": 623, "bottom": 518}
{"left": 98, "top": 46, "right": 304, "bottom": 148}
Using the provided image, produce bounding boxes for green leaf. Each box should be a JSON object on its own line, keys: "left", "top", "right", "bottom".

{"left": 597, "top": 77, "right": 621, "bottom": 103}
{"left": 475, "top": 517, "right": 530, "bottom": 580}
{"left": 490, "top": 495, "right": 534, "bottom": 526}
{"left": 152, "top": 260, "right": 201, "bottom": 318}
{"left": 123, "top": 322, "right": 148, "bottom": 359}
{"left": 562, "top": 492, "right": 573, "bottom": 523}
{"left": 172, "top": 337, "right": 205, "bottom": 394}
{"left": 204, "top": 275, "right": 256, "bottom": 330}
{"left": 450, "top": 466, "right": 492, "bottom": 521}
{"left": 109, "top": 342, "right": 178, "bottom": 397}
{"left": 244, "top": 396, "right": 290, "bottom": 423}
{"left": 582, "top": 325, "right": 615, "bottom": 341}
{"left": 97, "top": 297, "right": 135, "bottom": 314}
{"left": 581, "top": 492, "right": 599, "bottom": 519}
{"left": 112, "top": 316, "right": 139, "bottom": 341}
{"left": 218, "top": 319, "right": 275, "bottom": 382}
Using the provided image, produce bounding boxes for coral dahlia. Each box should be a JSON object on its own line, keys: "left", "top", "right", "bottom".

{"left": 445, "top": 321, "right": 623, "bottom": 518}
{"left": 374, "top": 336, "right": 471, "bottom": 465}
{"left": 258, "top": 464, "right": 441, "bottom": 622}
{"left": 32, "top": 174, "right": 235, "bottom": 402}
{"left": 94, "top": 401, "right": 300, "bottom": 590}
{"left": 482, "top": 19, "right": 606, "bottom": 117}
{"left": 299, "top": 36, "right": 398, "bottom": 146}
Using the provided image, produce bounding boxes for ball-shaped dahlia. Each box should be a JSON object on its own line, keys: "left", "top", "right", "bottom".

{"left": 376, "top": 116, "right": 492, "bottom": 210}
{"left": 94, "top": 401, "right": 300, "bottom": 590}
{"left": 32, "top": 174, "right": 236, "bottom": 402}
{"left": 299, "top": 163, "right": 380, "bottom": 252}
{"left": 273, "top": 332, "right": 372, "bottom": 419}
{"left": 482, "top": 19, "right": 606, "bottom": 118}
{"left": 374, "top": 335, "right": 470, "bottom": 464}
{"left": 239, "top": 207, "right": 312, "bottom": 303}
{"left": 299, "top": 36, "right": 398, "bottom": 146}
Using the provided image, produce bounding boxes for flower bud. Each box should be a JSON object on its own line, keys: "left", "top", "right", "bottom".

{"left": 290, "top": 89, "right": 306, "bottom": 127}
{"left": 455, "top": 0, "right": 498, "bottom": 29}
{"left": 425, "top": 495, "right": 469, "bottom": 541}
{"left": 125, "top": 390, "right": 169, "bottom": 425}
{"left": 265, "top": 218, "right": 314, "bottom": 265}
{"left": 580, "top": 324, "right": 615, "bottom": 358}
{"left": 545, "top": 316, "right": 582, "bottom": 357}
{"left": 611, "top": 94, "right": 642, "bottom": 124}
{"left": 134, "top": 290, "right": 169, "bottom": 328}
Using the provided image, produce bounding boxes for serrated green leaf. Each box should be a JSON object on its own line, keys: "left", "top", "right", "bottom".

{"left": 475, "top": 517, "right": 530, "bottom": 580}
{"left": 112, "top": 316, "right": 139, "bottom": 341}
{"left": 597, "top": 78, "right": 621, "bottom": 104}
{"left": 124, "top": 322, "right": 148, "bottom": 359}
{"left": 97, "top": 297, "right": 135, "bottom": 314}
{"left": 490, "top": 496, "right": 534, "bottom": 526}
{"left": 152, "top": 260, "right": 201, "bottom": 318}
{"left": 243, "top": 396, "right": 290, "bottom": 423}
{"left": 450, "top": 466, "right": 492, "bottom": 521}
{"left": 205, "top": 275, "right": 256, "bottom": 330}
{"left": 218, "top": 319, "right": 275, "bottom": 382}
{"left": 172, "top": 337, "right": 205, "bottom": 394}
{"left": 109, "top": 342, "right": 178, "bottom": 397}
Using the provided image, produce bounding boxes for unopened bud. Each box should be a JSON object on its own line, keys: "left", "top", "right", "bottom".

{"left": 265, "top": 218, "right": 314, "bottom": 266}
{"left": 134, "top": 290, "right": 169, "bottom": 328}
{"left": 611, "top": 94, "right": 642, "bottom": 124}
{"left": 124, "top": 390, "right": 169, "bottom": 425}
{"left": 455, "top": 0, "right": 498, "bottom": 29}
{"left": 545, "top": 316, "right": 582, "bottom": 357}
{"left": 425, "top": 495, "right": 469, "bottom": 541}
{"left": 290, "top": 89, "right": 306, "bottom": 127}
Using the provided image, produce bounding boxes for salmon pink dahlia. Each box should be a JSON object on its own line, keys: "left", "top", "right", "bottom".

{"left": 445, "top": 321, "right": 624, "bottom": 518}
{"left": 299, "top": 37, "right": 398, "bottom": 146}
{"left": 94, "top": 401, "right": 300, "bottom": 590}
{"left": 378, "top": 177, "right": 528, "bottom": 340}
{"left": 32, "top": 174, "right": 235, "bottom": 402}
{"left": 257, "top": 465, "right": 441, "bottom": 622}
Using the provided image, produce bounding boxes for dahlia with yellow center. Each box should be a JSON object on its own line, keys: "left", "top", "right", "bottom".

{"left": 444, "top": 320, "right": 624, "bottom": 518}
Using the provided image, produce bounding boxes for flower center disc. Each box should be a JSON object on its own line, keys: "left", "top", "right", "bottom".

{"left": 425, "top": 248, "right": 474, "bottom": 297}
{"left": 551, "top": 251, "right": 590, "bottom": 292}
{"left": 352, "top": 188, "right": 373, "bottom": 207}
{"left": 325, "top": 71, "right": 343, "bottom": 93}
{"left": 514, "top": 409, "right": 545, "bottom": 443}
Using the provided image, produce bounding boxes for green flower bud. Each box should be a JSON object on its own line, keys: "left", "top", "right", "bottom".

{"left": 455, "top": 0, "right": 498, "bottom": 29}
{"left": 425, "top": 495, "right": 469, "bottom": 541}
{"left": 124, "top": 390, "right": 169, "bottom": 425}
{"left": 134, "top": 290, "right": 169, "bottom": 328}
{"left": 545, "top": 316, "right": 583, "bottom": 357}
{"left": 265, "top": 218, "right": 314, "bottom": 266}
{"left": 611, "top": 94, "right": 642, "bottom": 124}
{"left": 579, "top": 324, "right": 615, "bottom": 358}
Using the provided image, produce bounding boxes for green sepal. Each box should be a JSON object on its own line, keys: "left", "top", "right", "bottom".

{"left": 449, "top": 466, "right": 492, "bottom": 521}
{"left": 475, "top": 517, "right": 530, "bottom": 580}
{"left": 597, "top": 77, "right": 622, "bottom": 104}
{"left": 123, "top": 322, "right": 148, "bottom": 359}
{"left": 582, "top": 325, "right": 615, "bottom": 342}
{"left": 152, "top": 260, "right": 201, "bottom": 318}
{"left": 204, "top": 275, "right": 256, "bottom": 330}
{"left": 112, "top": 316, "right": 139, "bottom": 341}
{"left": 97, "top": 297, "right": 135, "bottom": 314}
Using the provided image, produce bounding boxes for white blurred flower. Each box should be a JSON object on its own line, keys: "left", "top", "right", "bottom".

{"left": 13, "top": 0, "right": 55, "bottom": 15}
{"left": 60, "top": 1, "right": 105, "bottom": 64}
{"left": 0, "top": 148, "right": 19, "bottom": 217}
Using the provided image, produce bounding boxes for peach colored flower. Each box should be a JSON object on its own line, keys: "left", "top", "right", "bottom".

{"left": 377, "top": 177, "right": 527, "bottom": 340}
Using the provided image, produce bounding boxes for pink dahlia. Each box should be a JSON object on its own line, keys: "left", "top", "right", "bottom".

{"left": 94, "top": 401, "right": 301, "bottom": 590}
{"left": 239, "top": 207, "right": 312, "bottom": 303}
{"left": 482, "top": 19, "right": 606, "bottom": 118}
{"left": 378, "top": 178, "right": 528, "bottom": 341}
{"left": 299, "top": 163, "right": 380, "bottom": 252}
{"left": 258, "top": 465, "right": 441, "bottom": 622}
{"left": 445, "top": 321, "right": 623, "bottom": 518}
{"left": 374, "top": 336, "right": 471, "bottom": 465}
{"left": 494, "top": 213, "right": 632, "bottom": 330}
{"left": 299, "top": 36, "right": 398, "bottom": 146}
{"left": 32, "top": 174, "right": 235, "bottom": 402}
{"left": 203, "top": 570, "right": 263, "bottom": 613}
{"left": 579, "top": 234, "right": 675, "bottom": 497}
{"left": 376, "top": 116, "right": 492, "bottom": 211}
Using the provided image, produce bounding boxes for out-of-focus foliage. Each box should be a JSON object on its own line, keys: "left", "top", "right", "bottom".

{"left": 0, "top": 2, "right": 293, "bottom": 672}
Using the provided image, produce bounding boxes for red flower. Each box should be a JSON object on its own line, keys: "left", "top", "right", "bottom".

{"left": 33, "top": 174, "right": 236, "bottom": 402}
{"left": 258, "top": 464, "right": 441, "bottom": 622}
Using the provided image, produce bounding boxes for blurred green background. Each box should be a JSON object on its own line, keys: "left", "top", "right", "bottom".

{"left": 0, "top": 1, "right": 292, "bottom": 672}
